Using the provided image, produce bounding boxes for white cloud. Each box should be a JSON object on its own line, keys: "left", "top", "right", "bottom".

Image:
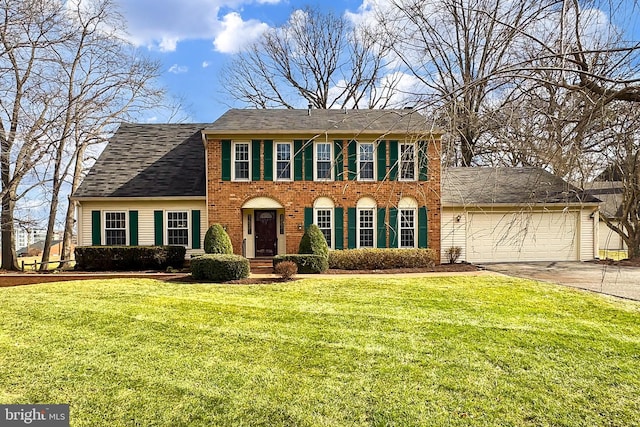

{"left": 108, "top": 0, "right": 277, "bottom": 53}
{"left": 168, "top": 64, "right": 189, "bottom": 74}
{"left": 202, "top": 61, "right": 210, "bottom": 68}
{"left": 213, "top": 12, "right": 269, "bottom": 53}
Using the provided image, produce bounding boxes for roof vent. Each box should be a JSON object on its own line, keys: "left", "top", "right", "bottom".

{"left": 308, "top": 103, "right": 312, "bottom": 116}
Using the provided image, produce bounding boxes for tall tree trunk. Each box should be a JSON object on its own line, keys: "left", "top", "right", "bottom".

{"left": 59, "top": 144, "right": 87, "bottom": 267}
{"left": 1, "top": 189, "right": 18, "bottom": 271}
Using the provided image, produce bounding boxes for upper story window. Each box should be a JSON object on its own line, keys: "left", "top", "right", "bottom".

{"left": 399, "top": 142, "right": 417, "bottom": 181}
{"left": 275, "top": 142, "right": 292, "bottom": 181}
{"left": 358, "top": 142, "right": 375, "bottom": 181}
{"left": 315, "top": 142, "right": 333, "bottom": 181}
{"left": 233, "top": 142, "right": 250, "bottom": 181}
{"left": 105, "top": 211, "right": 126, "bottom": 245}
{"left": 167, "top": 211, "right": 189, "bottom": 246}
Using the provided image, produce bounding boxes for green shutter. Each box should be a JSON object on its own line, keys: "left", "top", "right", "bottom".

{"left": 304, "top": 207, "right": 313, "bottom": 230}
{"left": 419, "top": 141, "right": 428, "bottom": 181}
{"left": 347, "top": 140, "right": 357, "bottom": 180}
{"left": 264, "top": 140, "right": 273, "bottom": 181}
{"left": 221, "top": 140, "right": 231, "bottom": 181}
{"left": 377, "top": 208, "right": 386, "bottom": 248}
{"left": 377, "top": 140, "right": 387, "bottom": 181}
{"left": 334, "top": 140, "right": 343, "bottom": 181}
{"left": 304, "top": 142, "right": 313, "bottom": 181}
{"left": 154, "top": 210, "right": 163, "bottom": 245}
{"left": 91, "top": 210, "right": 101, "bottom": 245}
{"left": 129, "top": 211, "right": 138, "bottom": 246}
{"left": 347, "top": 207, "right": 356, "bottom": 249}
{"left": 334, "top": 207, "right": 344, "bottom": 250}
{"left": 294, "top": 140, "right": 303, "bottom": 181}
{"left": 389, "top": 141, "right": 398, "bottom": 181}
{"left": 389, "top": 208, "right": 398, "bottom": 248}
{"left": 252, "top": 140, "right": 261, "bottom": 181}
{"left": 418, "top": 206, "right": 428, "bottom": 248}
{"left": 192, "top": 210, "right": 201, "bottom": 250}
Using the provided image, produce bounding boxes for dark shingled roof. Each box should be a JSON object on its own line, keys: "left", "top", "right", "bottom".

{"left": 204, "top": 108, "right": 435, "bottom": 134}
{"left": 442, "top": 167, "right": 600, "bottom": 206}
{"left": 73, "top": 123, "right": 207, "bottom": 198}
{"left": 584, "top": 181, "right": 623, "bottom": 218}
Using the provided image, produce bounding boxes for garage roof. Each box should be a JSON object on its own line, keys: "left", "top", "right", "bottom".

{"left": 442, "top": 167, "right": 600, "bottom": 206}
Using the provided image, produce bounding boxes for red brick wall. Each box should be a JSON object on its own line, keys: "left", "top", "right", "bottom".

{"left": 206, "top": 138, "right": 441, "bottom": 262}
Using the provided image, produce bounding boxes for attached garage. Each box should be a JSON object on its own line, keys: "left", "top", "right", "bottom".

{"left": 441, "top": 168, "right": 600, "bottom": 264}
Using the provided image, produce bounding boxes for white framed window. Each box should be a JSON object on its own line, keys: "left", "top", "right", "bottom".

{"left": 275, "top": 142, "right": 292, "bottom": 181}
{"left": 315, "top": 142, "right": 333, "bottom": 181}
{"left": 167, "top": 211, "right": 189, "bottom": 246}
{"left": 399, "top": 209, "right": 416, "bottom": 248}
{"left": 356, "top": 197, "right": 376, "bottom": 249}
{"left": 399, "top": 142, "right": 417, "bottom": 181}
{"left": 358, "top": 142, "right": 375, "bottom": 181}
{"left": 232, "top": 142, "right": 250, "bottom": 181}
{"left": 105, "top": 211, "right": 126, "bottom": 245}
{"left": 314, "top": 197, "right": 335, "bottom": 249}
{"left": 316, "top": 209, "right": 333, "bottom": 249}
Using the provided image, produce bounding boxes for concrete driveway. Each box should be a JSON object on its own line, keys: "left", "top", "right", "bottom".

{"left": 480, "top": 261, "right": 640, "bottom": 301}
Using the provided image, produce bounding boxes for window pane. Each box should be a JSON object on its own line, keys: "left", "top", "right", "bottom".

{"left": 359, "top": 209, "right": 374, "bottom": 248}
{"left": 276, "top": 143, "right": 291, "bottom": 179}
{"left": 317, "top": 161, "right": 331, "bottom": 179}
{"left": 400, "top": 144, "right": 415, "bottom": 180}
{"left": 235, "top": 143, "right": 250, "bottom": 179}
{"left": 167, "top": 211, "right": 189, "bottom": 246}
{"left": 400, "top": 209, "right": 415, "bottom": 248}
{"left": 316, "top": 209, "right": 332, "bottom": 248}
{"left": 360, "top": 162, "right": 374, "bottom": 179}
{"left": 317, "top": 143, "right": 331, "bottom": 161}
{"left": 105, "top": 212, "right": 126, "bottom": 245}
{"left": 277, "top": 161, "right": 291, "bottom": 179}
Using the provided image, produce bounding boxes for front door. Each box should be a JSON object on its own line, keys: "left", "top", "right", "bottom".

{"left": 254, "top": 210, "right": 277, "bottom": 257}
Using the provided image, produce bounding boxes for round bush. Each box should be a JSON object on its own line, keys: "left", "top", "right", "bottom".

{"left": 191, "top": 254, "right": 249, "bottom": 282}
{"left": 204, "top": 224, "right": 233, "bottom": 254}
{"left": 298, "top": 224, "right": 329, "bottom": 258}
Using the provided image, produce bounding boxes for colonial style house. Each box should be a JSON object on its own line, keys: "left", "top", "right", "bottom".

{"left": 73, "top": 109, "right": 442, "bottom": 261}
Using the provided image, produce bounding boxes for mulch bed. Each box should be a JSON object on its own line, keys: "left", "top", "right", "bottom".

{"left": 1, "top": 263, "right": 479, "bottom": 287}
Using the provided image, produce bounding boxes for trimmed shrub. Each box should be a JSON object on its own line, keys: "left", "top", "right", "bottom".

{"left": 274, "top": 261, "right": 298, "bottom": 280}
{"left": 298, "top": 224, "right": 329, "bottom": 259}
{"left": 328, "top": 248, "right": 437, "bottom": 270}
{"left": 74, "top": 246, "right": 186, "bottom": 271}
{"left": 273, "top": 254, "right": 328, "bottom": 274}
{"left": 204, "top": 224, "right": 233, "bottom": 254}
{"left": 191, "top": 254, "right": 250, "bottom": 282}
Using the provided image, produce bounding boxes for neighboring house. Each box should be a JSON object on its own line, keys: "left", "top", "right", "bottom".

{"left": 73, "top": 109, "right": 442, "bottom": 261}
{"left": 72, "top": 123, "right": 209, "bottom": 258}
{"left": 585, "top": 181, "right": 627, "bottom": 251}
{"left": 441, "top": 167, "right": 601, "bottom": 263}
{"left": 202, "top": 109, "right": 442, "bottom": 259}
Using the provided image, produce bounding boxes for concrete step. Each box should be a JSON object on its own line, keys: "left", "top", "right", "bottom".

{"left": 249, "top": 258, "right": 274, "bottom": 274}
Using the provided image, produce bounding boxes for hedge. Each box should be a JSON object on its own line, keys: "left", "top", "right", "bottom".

{"left": 74, "top": 246, "right": 186, "bottom": 271}
{"left": 191, "top": 254, "right": 250, "bottom": 282}
{"left": 273, "top": 254, "right": 328, "bottom": 274}
{"left": 328, "top": 248, "right": 437, "bottom": 270}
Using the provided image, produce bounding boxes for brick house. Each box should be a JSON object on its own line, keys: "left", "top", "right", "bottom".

{"left": 73, "top": 109, "right": 442, "bottom": 261}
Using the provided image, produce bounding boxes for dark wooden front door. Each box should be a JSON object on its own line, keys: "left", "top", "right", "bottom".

{"left": 254, "top": 210, "right": 277, "bottom": 257}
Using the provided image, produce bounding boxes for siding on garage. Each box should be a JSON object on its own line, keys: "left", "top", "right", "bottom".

{"left": 441, "top": 206, "right": 598, "bottom": 263}
{"left": 76, "top": 199, "right": 207, "bottom": 258}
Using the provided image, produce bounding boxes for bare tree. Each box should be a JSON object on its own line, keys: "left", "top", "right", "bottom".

{"left": 220, "top": 6, "right": 399, "bottom": 109}
{"left": 0, "top": 0, "right": 67, "bottom": 270}
{"left": 375, "top": 0, "right": 553, "bottom": 166}
{"left": 38, "top": 0, "right": 165, "bottom": 270}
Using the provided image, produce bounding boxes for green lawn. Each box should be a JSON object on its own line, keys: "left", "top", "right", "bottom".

{"left": 0, "top": 276, "right": 639, "bottom": 426}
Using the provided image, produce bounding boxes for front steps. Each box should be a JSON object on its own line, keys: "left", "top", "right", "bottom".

{"left": 249, "top": 258, "right": 274, "bottom": 274}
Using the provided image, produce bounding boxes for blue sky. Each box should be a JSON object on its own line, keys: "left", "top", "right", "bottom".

{"left": 116, "top": 0, "right": 366, "bottom": 123}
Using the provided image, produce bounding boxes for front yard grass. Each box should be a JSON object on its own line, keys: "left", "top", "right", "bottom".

{"left": 0, "top": 276, "right": 639, "bottom": 426}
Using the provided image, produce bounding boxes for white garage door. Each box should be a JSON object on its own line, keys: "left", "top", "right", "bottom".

{"left": 466, "top": 211, "right": 579, "bottom": 263}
